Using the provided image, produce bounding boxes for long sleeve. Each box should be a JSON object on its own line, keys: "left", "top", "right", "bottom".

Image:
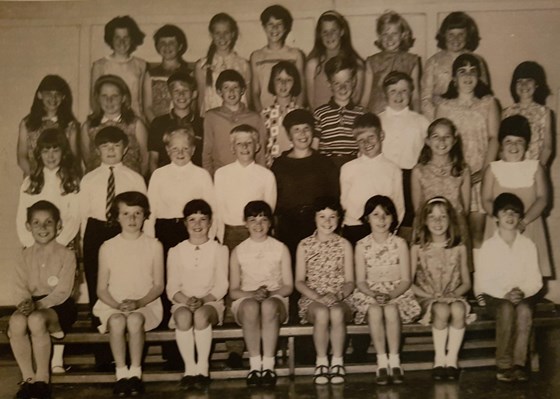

{"left": 265, "top": 172, "right": 277, "bottom": 211}
{"left": 166, "top": 246, "right": 182, "bottom": 302}
{"left": 79, "top": 176, "right": 92, "bottom": 239}
{"left": 13, "top": 254, "right": 30, "bottom": 305}
{"left": 339, "top": 165, "right": 351, "bottom": 220}
{"left": 16, "top": 181, "right": 34, "bottom": 248}
{"left": 37, "top": 249, "right": 76, "bottom": 309}
{"left": 392, "top": 167, "right": 405, "bottom": 224}
{"left": 144, "top": 174, "right": 160, "bottom": 238}
{"left": 55, "top": 192, "right": 80, "bottom": 246}
{"left": 209, "top": 245, "right": 229, "bottom": 301}
{"left": 520, "top": 241, "right": 543, "bottom": 297}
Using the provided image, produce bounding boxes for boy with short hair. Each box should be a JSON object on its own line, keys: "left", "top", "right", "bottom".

{"left": 148, "top": 71, "right": 203, "bottom": 174}
{"left": 475, "top": 192, "right": 543, "bottom": 383}
{"left": 10, "top": 200, "right": 77, "bottom": 399}
{"left": 378, "top": 71, "right": 429, "bottom": 239}
{"left": 203, "top": 70, "right": 267, "bottom": 176}
{"left": 313, "top": 55, "right": 366, "bottom": 169}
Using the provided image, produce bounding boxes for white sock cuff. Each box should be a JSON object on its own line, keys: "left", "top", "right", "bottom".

{"left": 377, "top": 353, "right": 389, "bottom": 368}
{"left": 129, "top": 366, "right": 142, "bottom": 378}
{"left": 331, "top": 356, "right": 344, "bottom": 367}
{"left": 115, "top": 367, "right": 128, "bottom": 380}
{"left": 316, "top": 356, "right": 329, "bottom": 367}
{"left": 249, "top": 356, "right": 262, "bottom": 371}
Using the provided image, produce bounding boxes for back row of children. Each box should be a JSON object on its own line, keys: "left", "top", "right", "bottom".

{"left": 12, "top": 91, "right": 547, "bottom": 396}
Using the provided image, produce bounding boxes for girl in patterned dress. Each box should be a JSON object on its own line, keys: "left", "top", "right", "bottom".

{"left": 436, "top": 54, "right": 499, "bottom": 250}
{"left": 353, "top": 196, "right": 420, "bottom": 385}
{"left": 295, "top": 197, "right": 354, "bottom": 385}
{"left": 17, "top": 75, "right": 79, "bottom": 176}
{"left": 503, "top": 61, "right": 552, "bottom": 166}
{"left": 411, "top": 197, "right": 473, "bottom": 381}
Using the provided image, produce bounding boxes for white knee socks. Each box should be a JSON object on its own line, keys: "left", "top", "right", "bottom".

{"left": 446, "top": 327, "right": 465, "bottom": 367}
{"left": 432, "top": 327, "right": 448, "bottom": 367}
{"left": 176, "top": 328, "right": 196, "bottom": 376}
{"left": 194, "top": 325, "right": 212, "bottom": 376}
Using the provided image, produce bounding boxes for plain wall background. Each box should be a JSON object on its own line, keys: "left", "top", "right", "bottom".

{"left": 0, "top": 0, "right": 559, "bottom": 305}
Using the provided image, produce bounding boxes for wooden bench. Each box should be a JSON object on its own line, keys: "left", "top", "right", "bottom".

{"left": 1, "top": 302, "right": 559, "bottom": 383}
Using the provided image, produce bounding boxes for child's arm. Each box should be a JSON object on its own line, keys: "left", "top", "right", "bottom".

{"left": 269, "top": 244, "right": 294, "bottom": 298}
{"left": 410, "top": 166, "right": 425, "bottom": 215}
{"left": 460, "top": 165, "right": 472, "bottom": 214}
{"left": 36, "top": 250, "right": 77, "bottom": 310}
{"left": 360, "top": 61, "right": 373, "bottom": 109}
{"left": 410, "top": 58, "right": 421, "bottom": 112}
{"left": 294, "top": 242, "right": 319, "bottom": 299}
{"left": 202, "top": 114, "right": 214, "bottom": 175}
{"left": 142, "top": 70, "right": 156, "bottom": 123}
{"left": 421, "top": 57, "right": 436, "bottom": 120}
{"left": 80, "top": 121, "right": 92, "bottom": 171}
{"left": 480, "top": 165, "right": 495, "bottom": 215}
{"left": 294, "top": 49, "right": 306, "bottom": 108}
{"left": 520, "top": 163, "right": 548, "bottom": 228}
{"left": 393, "top": 167, "right": 405, "bottom": 224}
{"left": 477, "top": 98, "right": 500, "bottom": 184}
{"left": 143, "top": 173, "right": 159, "bottom": 238}
{"left": 541, "top": 109, "right": 553, "bottom": 166}
{"left": 265, "top": 172, "right": 277, "bottom": 212}
{"left": 166, "top": 246, "right": 199, "bottom": 311}
{"left": 204, "top": 245, "right": 230, "bottom": 304}
{"left": 194, "top": 59, "right": 207, "bottom": 114}
{"left": 229, "top": 247, "right": 256, "bottom": 300}
{"left": 387, "top": 238, "right": 413, "bottom": 299}
{"left": 97, "top": 244, "right": 122, "bottom": 309}
{"left": 134, "top": 118, "right": 149, "bottom": 177}
{"left": 126, "top": 240, "right": 165, "bottom": 310}
{"left": 255, "top": 114, "right": 269, "bottom": 167}
{"left": 16, "top": 182, "right": 34, "bottom": 248}
{"left": 410, "top": 245, "right": 434, "bottom": 299}
{"left": 448, "top": 245, "right": 471, "bottom": 298}
{"left": 56, "top": 192, "right": 81, "bottom": 247}
{"left": 250, "top": 51, "right": 263, "bottom": 112}
{"left": 17, "top": 119, "right": 31, "bottom": 176}
{"left": 90, "top": 61, "right": 103, "bottom": 114}
{"left": 340, "top": 238, "right": 355, "bottom": 299}
{"left": 352, "top": 60, "right": 365, "bottom": 107}
{"left": 355, "top": 241, "right": 376, "bottom": 297}
{"left": 67, "top": 120, "right": 80, "bottom": 162}
{"left": 305, "top": 57, "right": 319, "bottom": 109}
{"left": 14, "top": 254, "right": 32, "bottom": 312}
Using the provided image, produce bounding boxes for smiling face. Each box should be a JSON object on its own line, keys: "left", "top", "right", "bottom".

{"left": 380, "top": 23, "right": 402, "bottom": 52}
{"left": 26, "top": 209, "right": 60, "bottom": 245}
{"left": 169, "top": 81, "right": 195, "bottom": 112}
{"left": 38, "top": 90, "right": 64, "bottom": 115}
{"left": 426, "top": 123, "right": 455, "bottom": 157}
{"left": 315, "top": 208, "right": 339, "bottom": 236}
{"left": 112, "top": 27, "right": 132, "bottom": 56}
{"left": 495, "top": 208, "right": 520, "bottom": 232}
{"left": 232, "top": 131, "right": 257, "bottom": 165}
{"left": 368, "top": 205, "right": 393, "bottom": 235}
{"left": 385, "top": 79, "right": 411, "bottom": 111}
{"left": 40, "top": 146, "right": 62, "bottom": 170}
{"left": 501, "top": 135, "right": 527, "bottom": 162}
{"left": 97, "top": 141, "right": 125, "bottom": 165}
{"left": 245, "top": 214, "right": 271, "bottom": 241}
{"left": 329, "top": 68, "right": 355, "bottom": 105}
{"left": 98, "top": 83, "right": 124, "bottom": 117}
{"left": 166, "top": 133, "right": 194, "bottom": 166}
{"left": 184, "top": 212, "right": 211, "bottom": 240}
{"left": 218, "top": 81, "right": 244, "bottom": 108}
{"left": 455, "top": 63, "right": 478, "bottom": 94}
{"left": 264, "top": 17, "right": 286, "bottom": 44}
{"left": 156, "top": 36, "right": 182, "bottom": 61}
{"left": 116, "top": 203, "right": 145, "bottom": 235}
{"left": 320, "top": 20, "right": 343, "bottom": 51}
{"left": 273, "top": 70, "right": 295, "bottom": 99}
{"left": 212, "top": 21, "right": 235, "bottom": 52}
{"left": 426, "top": 205, "right": 449, "bottom": 240}
{"left": 445, "top": 28, "right": 467, "bottom": 53}
{"left": 515, "top": 78, "right": 537, "bottom": 103}
{"left": 355, "top": 127, "right": 383, "bottom": 158}
{"left": 288, "top": 123, "right": 313, "bottom": 151}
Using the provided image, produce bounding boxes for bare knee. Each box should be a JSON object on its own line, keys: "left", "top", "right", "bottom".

{"left": 174, "top": 307, "right": 193, "bottom": 331}
{"left": 450, "top": 302, "right": 466, "bottom": 319}
{"left": 27, "top": 312, "right": 48, "bottom": 335}
{"left": 194, "top": 307, "right": 213, "bottom": 329}
{"left": 311, "top": 304, "right": 330, "bottom": 326}
{"left": 367, "top": 304, "right": 383, "bottom": 323}
{"left": 329, "top": 305, "right": 346, "bottom": 325}
{"left": 431, "top": 303, "right": 451, "bottom": 325}
{"left": 261, "top": 298, "right": 280, "bottom": 323}
{"left": 8, "top": 312, "right": 28, "bottom": 336}
{"left": 239, "top": 299, "right": 260, "bottom": 324}
{"left": 126, "top": 312, "right": 145, "bottom": 333}
{"left": 383, "top": 304, "right": 400, "bottom": 324}
{"left": 108, "top": 313, "right": 127, "bottom": 334}
{"left": 516, "top": 303, "right": 534, "bottom": 327}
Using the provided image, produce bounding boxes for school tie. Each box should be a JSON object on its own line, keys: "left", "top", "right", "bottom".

{"left": 106, "top": 166, "right": 115, "bottom": 220}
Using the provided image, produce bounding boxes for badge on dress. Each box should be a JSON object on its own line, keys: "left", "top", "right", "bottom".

{"left": 47, "top": 276, "right": 59, "bottom": 287}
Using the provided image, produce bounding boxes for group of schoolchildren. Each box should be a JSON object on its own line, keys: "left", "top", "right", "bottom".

{"left": 10, "top": 4, "right": 553, "bottom": 399}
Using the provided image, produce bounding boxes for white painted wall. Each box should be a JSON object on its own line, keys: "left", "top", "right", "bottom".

{"left": 0, "top": 0, "right": 559, "bottom": 304}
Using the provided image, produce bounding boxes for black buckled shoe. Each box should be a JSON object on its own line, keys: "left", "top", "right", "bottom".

{"left": 260, "top": 369, "right": 277, "bottom": 387}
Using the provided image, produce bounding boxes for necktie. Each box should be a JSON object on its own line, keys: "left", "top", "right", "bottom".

{"left": 106, "top": 166, "right": 115, "bottom": 220}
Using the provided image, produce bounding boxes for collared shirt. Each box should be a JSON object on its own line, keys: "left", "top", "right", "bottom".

{"left": 166, "top": 239, "right": 229, "bottom": 301}
{"left": 79, "top": 163, "right": 146, "bottom": 236}
{"left": 145, "top": 162, "right": 215, "bottom": 237}
{"left": 17, "top": 167, "right": 80, "bottom": 248}
{"left": 379, "top": 106, "right": 429, "bottom": 170}
{"left": 475, "top": 231, "right": 543, "bottom": 298}
{"left": 313, "top": 98, "right": 365, "bottom": 157}
{"left": 203, "top": 103, "right": 267, "bottom": 176}
{"left": 214, "top": 161, "right": 276, "bottom": 226}
{"left": 14, "top": 240, "right": 76, "bottom": 309}
{"left": 148, "top": 109, "right": 203, "bottom": 167}
{"left": 340, "top": 154, "right": 404, "bottom": 226}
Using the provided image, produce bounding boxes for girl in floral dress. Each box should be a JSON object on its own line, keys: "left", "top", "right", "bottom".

{"left": 295, "top": 197, "right": 354, "bottom": 385}
{"left": 352, "top": 196, "right": 420, "bottom": 385}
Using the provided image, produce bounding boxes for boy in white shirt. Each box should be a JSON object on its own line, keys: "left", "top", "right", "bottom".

{"left": 475, "top": 193, "right": 543, "bottom": 383}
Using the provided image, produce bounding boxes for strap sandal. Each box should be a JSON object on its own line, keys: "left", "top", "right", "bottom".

{"left": 329, "top": 364, "right": 346, "bottom": 384}
{"left": 313, "top": 365, "right": 330, "bottom": 385}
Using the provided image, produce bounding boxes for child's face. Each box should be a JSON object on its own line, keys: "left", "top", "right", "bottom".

{"left": 315, "top": 208, "right": 339, "bottom": 235}
{"left": 355, "top": 127, "right": 383, "bottom": 158}
{"left": 40, "top": 146, "right": 62, "bottom": 170}
{"left": 380, "top": 23, "right": 402, "bottom": 52}
{"left": 166, "top": 134, "right": 194, "bottom": 166}
{"left": 264, "top": 17, "right": 286, "bottom": 44}
{"left": 320, "top": 20, "right": 343, "bottom": 51}
{"left": 329, "top": 68, "right": 355, "bottom": 104}
{"left": 273, "top": 70, "right": 295, "bottom": 99}
{"left": 426, "top": 205, "right": 449, "bottom": 238}
{"left": 426, "top": 124, "right": 455, "bottom": 156}
{"left": 495, "top": 208, "right": 520, "bottom": 231}
{"left": 38, "top": 90, "right": 64, "bottom": 114}
{"left": 218, "top": 81, "right": 244, "bottom": 108}
{"left": 445, "top": 28, "right": 467, "bottom": 53}
{"left": 454, "top": 63, "right": 478, "bottom": 94}
{"left": 97, "top": 140, "right": 126, "bottom": 165}
{"left": 385, "top": 79, "right": 411, "bottom": 111}
{"left": 245, "top": 214, "right": 271, "bottom": 240}
{"left": 169, "top": 81, "right": 195, "bottom": 112}
{"left": 26, "top": 210, "right": 60, "bottom": 245}
{"left": 515, "top": 78, "right": 537, "bottom": 102}
{"left": 184, "top": 212, "right": 211, "bottom": 240}
{"left": 112, "top": 27, "right": 132, "bottom": 56}
{"left": 156, "top": 36, "right": 182, "bottom": 61}
{"left": 501, "top": 135, "right": 526, "bottom": 162}
{"left": 232, "top": 132, "right": 258, "bottom": 164}
{"left": 99, "top": 83, "right": 124, "bottom": 117}
{"left": 368, "top": 205, "right": 393, "bottom": 234}
{"left": 288, "top": 123, "right": 313, "bottom": 151}
{"left": 212, "top": 21, "right": 235, "bottom": 52}
{"left": 117, "top": 203, "right": 146, "bottom": 234}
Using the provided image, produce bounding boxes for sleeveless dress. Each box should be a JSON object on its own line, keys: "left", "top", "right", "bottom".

{"left": 85, "top": 118, "right": 142, "bottom": 174}
{"left": 483, "top": 160, "right": 552, "bottom": 276}
{"left": 436, "top": 95, "right": 495, "bottom": 213}
{"left": 413, "top": 243, "right": 476, "bottom": 326}
{"left": 502, "top": 103, "right": 550, "bottom": 161}
{"left": 366, "top": 51, "right": 419, "bottom": 115}
{"left": 297, "top": 232, "right": 354, "bottom": 324}
{"left": 352, "top": 234, "right": 420, "bottom": 324}
{"left": 93, "top": 234, "right": 163, "bottom": 333}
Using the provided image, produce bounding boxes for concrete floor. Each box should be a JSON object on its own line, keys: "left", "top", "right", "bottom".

{"left": 2, "top": 328, "right": 560, "bottom": 399}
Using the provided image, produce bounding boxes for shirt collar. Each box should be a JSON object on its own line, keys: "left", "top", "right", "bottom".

{"left": 359, "top": 153, "right": 383, "bottom": 162}
{"left": 42, "top": 115, "right": 58, "bottom": 123}
{"left": 170, "top": 161, "right": 193, "bottom": 171}
{"left": 235, "top": 160, "right": 255, "bottom": 169}
{"left": 328, "top": 98, "right": 356, "bottom": 110}
{"left": 101, "top": 162, "right": 122, "bottom": 170}
{"left": 101, "top": 114, "right": 122, "bottom": 124}
{"left": 170, "top": 109, "right": 195, "bottom": 124}
{"left": 493, "top": 229, "right": 521, "bottom": 248}
{"left": 220, "top": 102, "right": 247, "bottom": 115}
{"left": 384, "top": 106, "right": 410, "bottom": 116}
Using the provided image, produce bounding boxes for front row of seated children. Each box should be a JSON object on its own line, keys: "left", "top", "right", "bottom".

{"left": 10, "top": 190, "right": 542, "bottom": 398}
